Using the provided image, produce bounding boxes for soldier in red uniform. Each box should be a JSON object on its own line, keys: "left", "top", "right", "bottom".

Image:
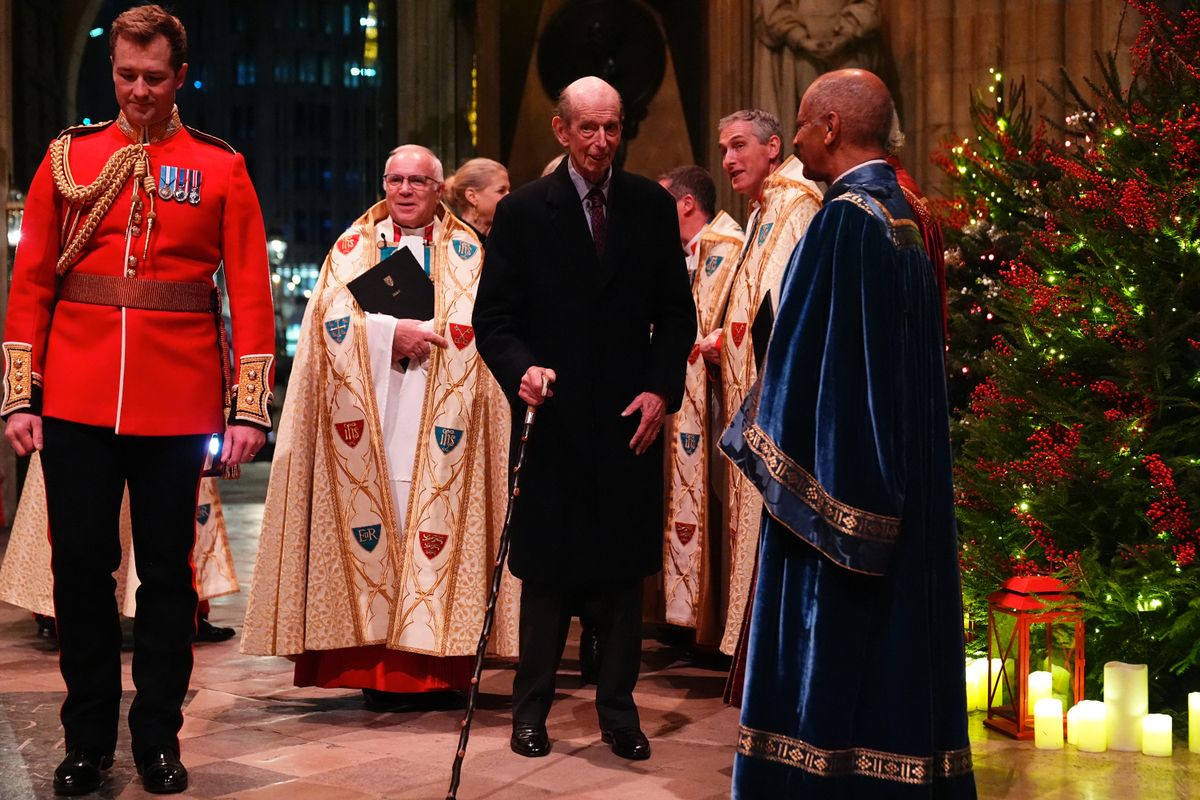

{"left": 2, "top": 6, "right": 275, "bottom": 795}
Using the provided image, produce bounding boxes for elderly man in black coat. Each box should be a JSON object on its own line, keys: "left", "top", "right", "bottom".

{"left": 473, "top": 76, "right": 696, "bottom": 762}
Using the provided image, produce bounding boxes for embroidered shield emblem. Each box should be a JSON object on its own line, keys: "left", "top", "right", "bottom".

{"left": 730, "top": 321, "right": 747, "bottom": 348}
{"left": 680, "top": 432, "right": 700, "bottom": 456}
{"left": 383, "top": 275, "right": 395, "bottom": 287}
{"left": 449, "top": 323, "right": 475, "bottom": 350}
{"left": 419, "top": 530, "right": 448, "bottom": 559}
{"left": 704, "top": 254, "right": 723, "bottom": 277}
{"left": 452, "top": 239, "right": 479, "bottom": 260}
{"left": 325, "top": 316, "right": 350, "bottom": 344}
{"left": 688, "top": 343, "right": 700, "bottom": 364}
{"left": 352, "top": 524, "right": 382, "bottom": 552}
{"left": 756, "top": 221, "right": 774, "bottom": 246}
{"left": 336, "top": 233, "right": 361, "bottom": 255}
{"left": 196, "top": 504, "right": 211, "bottom": 526}
{"left": 335, "top": 419, "right": 366, "bottom": 448}
{"left": 434, "top": 426, "right": 463, "bottom": 454}
{"left": 675, "top": 522, "right": 696, "bottom": 546}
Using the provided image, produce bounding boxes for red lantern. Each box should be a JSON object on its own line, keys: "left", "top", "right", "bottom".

{"left": 984, "top": 575, "right": 1085, "bottom": 739}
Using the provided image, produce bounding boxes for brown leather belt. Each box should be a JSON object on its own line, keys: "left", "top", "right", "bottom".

{"left": 58, "top": 272, "right": 214, "bottom": 313}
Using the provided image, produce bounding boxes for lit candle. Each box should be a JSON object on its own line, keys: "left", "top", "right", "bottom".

{"left": 1141, "top": 714, "right": 1172, "bottom": 757}
{"left": 1074, "top": 700, "right": 1107, "bottom": 753}
{"left": 1066, "top": 703, "right": 1080, "bottom": 746}
{"left": 1028, "top": 670, "right": 1053, "bottom": 716}
{"left": 1190, "top": 692, "right": 1200, "bottom": 755}
{"left": 965, "top": 660, "right": 979, "bottom": 711}
{"left": 1104, "top": 661, "right": 1149, "bottom": 751}
{"left": 1034, "top": 698, "right": 1064, "bottom": 749}
{"left": 971, "top": 660, "right": 988, "bottom": 710}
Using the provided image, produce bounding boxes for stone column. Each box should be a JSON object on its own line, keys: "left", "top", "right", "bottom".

{"left": 395, "top": 0, "right": 475, "bottom": 168}
{"left": 707, "top": 0, "right": 753, "bottom": 220}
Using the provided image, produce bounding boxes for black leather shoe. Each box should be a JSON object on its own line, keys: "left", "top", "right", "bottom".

{"left": 195, "top": 617, "right": 236, "bottom": 643}
{"left": 601, "top": 727, "right": 651, "bottom": 760}
{"left": 579, "top": 625, "right": 601, "bottom": 684}
{"left": 137, "top": 747, "right": 188, "bottom": 794}
{"left": 53, "top": 748, "right": 113, "bottom": 796}
{"left": 510, "top": 723, "right": 551, "bottom": 757}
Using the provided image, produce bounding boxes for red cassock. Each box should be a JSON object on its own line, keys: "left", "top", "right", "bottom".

{"left": 3, "top": 108, "right": 275, "bottom": 434}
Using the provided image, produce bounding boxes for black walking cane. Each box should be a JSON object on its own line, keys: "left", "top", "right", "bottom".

{"left": 447, "top": 377, "right": 547, "bottom": 800}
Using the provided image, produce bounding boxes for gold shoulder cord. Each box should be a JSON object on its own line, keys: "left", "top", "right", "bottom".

{"left": 50, "top": 135, "right": 157, "bottom": 276}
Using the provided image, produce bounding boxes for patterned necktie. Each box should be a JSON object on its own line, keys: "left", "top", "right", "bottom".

{"left": 585, "top": 187, "right": 606, "bottom": 256}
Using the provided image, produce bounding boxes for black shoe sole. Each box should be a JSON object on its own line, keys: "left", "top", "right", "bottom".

{"left": 53, "top": 780, "right": 105, "bottom": 797}
{"left": 143, "top": 777, "right": 189, "bottom": 794}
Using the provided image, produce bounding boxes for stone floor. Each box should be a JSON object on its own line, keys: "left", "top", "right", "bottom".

{"left": 1, "top": 463, "right": 1197, "bottom": 799}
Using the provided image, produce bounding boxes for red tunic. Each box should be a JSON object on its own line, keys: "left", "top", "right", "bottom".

{"left": 3, "top": 109, "right": 275, "bottom": 434}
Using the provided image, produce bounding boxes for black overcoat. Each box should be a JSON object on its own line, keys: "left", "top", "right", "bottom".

{"left": 473, "top": 160, "right": 697, "bottom": 587}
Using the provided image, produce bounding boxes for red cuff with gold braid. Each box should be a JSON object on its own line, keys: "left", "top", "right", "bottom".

{"left": 229, "top": 353, "right": 274, "bottom": 430}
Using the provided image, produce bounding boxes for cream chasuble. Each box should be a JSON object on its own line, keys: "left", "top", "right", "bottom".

{"left": 241, "top": 201, "right": 516, "bottom": 659}
{"left": 663, "top": 212, "right": 744, "bottom": 635}
{"left": 0, "top": 453, "right": 238, "bottom": 617}
{"left": 719, "top": 156, "right": 821, "bottom": 654}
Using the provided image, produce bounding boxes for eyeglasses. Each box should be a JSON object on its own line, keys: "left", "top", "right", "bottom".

{"left": 382, "top": 173, "right": 440, "bottom": 190}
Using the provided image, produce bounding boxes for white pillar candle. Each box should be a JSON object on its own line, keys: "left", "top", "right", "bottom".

{"left": 1190, "top": 692, "right": 1200, "bottom": 754}
{"left": 1104, "top": 661, "right": 1149, "bottom": 751}
{"left": 1074, "top": 700, "right": 1107, "bottom": 753}
{"left": 971, "top": 660, "right": 988, "bottom": 711}
{"left": 965, "top": 660, "right": 979, "bottom": 711}
{"left": 1028, "top": 670, "right": 1053, "bottom": 716}
{"left": 1066, "top": 703, "right": 1080, "bottom": 746}
{"left": 1141, "top": 714, "right": 1172, "bottom": 757}
{"left": 1034, "top": 698, "right": 1064, "bottom": 749}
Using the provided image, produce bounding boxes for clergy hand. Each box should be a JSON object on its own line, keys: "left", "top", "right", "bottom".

{"left": 222, "top": 423, "right": 266, "bottom": 465}
{"left": 699, "top": 328, "right": 723, "bottom": 365}
{"left": 623, "top": 392, "right": 667, "bottom": 455}
{"left": 392, "top": 318, "right": 448, "bottom": 362}
{"left": 4, "top": 412, "right": 43, "bottom": 456}
{"left": 519, "top": 366, "right": 556, "bottom": 406}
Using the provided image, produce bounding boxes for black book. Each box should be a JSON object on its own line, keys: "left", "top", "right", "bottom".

{"left": 347, "top": 246, "right": 435, "bottom": 321}
{"left": 751, "top": 294, "right": 775, "bottom": 371}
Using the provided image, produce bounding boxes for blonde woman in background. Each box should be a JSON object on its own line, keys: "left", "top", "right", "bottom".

{"left": 443, "top": 157, "right": 510, "bottom": 242}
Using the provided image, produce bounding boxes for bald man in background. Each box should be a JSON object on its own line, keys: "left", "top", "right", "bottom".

{"left": 720, "top": 69, "right": 977, "bottom": 798}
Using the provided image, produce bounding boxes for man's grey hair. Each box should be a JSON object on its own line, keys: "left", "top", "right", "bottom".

{"left": 717, "top": 109, "right": 781, "bottom": 146}
{"left": 385, "top": 144, "right": 444, "bottom": 181}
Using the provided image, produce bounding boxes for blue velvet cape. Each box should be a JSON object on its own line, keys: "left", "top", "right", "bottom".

{"left": 721, "top": 163, "right": 976, "bottom": 798}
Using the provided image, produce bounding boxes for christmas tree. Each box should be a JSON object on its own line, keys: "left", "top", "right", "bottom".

{"left": 941, "top": 0, "right": 1200, "bottom": 711}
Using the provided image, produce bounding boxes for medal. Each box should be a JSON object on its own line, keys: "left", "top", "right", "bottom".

{"left": 158, "top": 165, "right": 174, "bottom": 200}
{"left": 174, "top": 167, "right": 189, "bottom": 202}
{"left": 188, "top": 169, "right": 202, "bottom": 205}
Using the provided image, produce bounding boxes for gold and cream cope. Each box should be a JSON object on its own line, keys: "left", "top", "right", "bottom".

{"left": 719, "top": 155, "right": 822, "bottom": 655}
{"left": 662, "top": 211, "right": 744, "bottom": 631}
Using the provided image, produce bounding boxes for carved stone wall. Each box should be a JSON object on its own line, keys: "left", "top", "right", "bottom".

{"left": 882, "top": 0, "right": 1138, "bottom": 195}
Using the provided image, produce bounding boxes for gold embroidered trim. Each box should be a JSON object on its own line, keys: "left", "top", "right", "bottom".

{"left": 116, "top": 107, "right": 183, "bottom": 144}
{"left": 2, "top": 342, "right": 34, "bottom": 415}
{"left": 833, "top": 192, "right": 924, "bottom": 250}
{"left": 742, "top": 423, "right": 900, "bottom": 541}
{"left": 737, "top": 725, "right": 973, "bottom": 785}
{"left": 233, "top": 354, "right": 274, "bottom": 427}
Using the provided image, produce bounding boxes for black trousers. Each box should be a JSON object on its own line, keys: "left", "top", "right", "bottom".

{"left": 512, "top": 578, "right": 643, "bottom": 732}
{"left": 40, "top": 418, "right": 208, "bottom": 760}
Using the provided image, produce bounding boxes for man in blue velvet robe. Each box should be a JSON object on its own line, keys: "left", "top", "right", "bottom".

{"left": 720, "top": 69, "right": 977, "bottom": 798}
